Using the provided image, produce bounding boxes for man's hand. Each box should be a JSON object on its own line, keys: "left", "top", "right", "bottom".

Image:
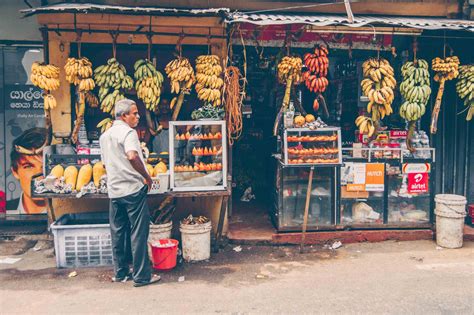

{"left": 127, "top": 150, "right": 152, "bottom": 192}
{"left": 145, "top": 175, "right": 152, "bottom": 192}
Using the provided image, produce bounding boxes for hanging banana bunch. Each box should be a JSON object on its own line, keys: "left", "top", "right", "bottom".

{"left": 195, "top": 55, "right": 223, "bottom": 107}
{"left": 277, "top": 56, "right": 303, "bottom": 109}
{"left": 399, "top": 59, "right": 431, "bottom": 151}
{"left": 303, "top": 46, "right": 329, "bottom": 113}
{"left": 430, "top": 56, "right": 460, "bottom": 133}
{"left": 64, "top": 57, "right": 95, "bottom": 91}
{"left": 455, "top": 64, "right": 474, "bottom": 121}
{"left": 165, "top": 57, "right": 195, "bottom": 120}
{"left": 134, "top": 59, "right": 164, "bottom": 112}
{"left": 30, "top": 62, "right": 60, "bottom": 110}
{"left": 93, "top": 57, "right": 133, "bottom": 116}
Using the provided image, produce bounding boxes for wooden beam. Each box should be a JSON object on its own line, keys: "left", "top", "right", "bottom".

{"left": 48, "top": 40, "right": 72, "bottom": 138}
{"left": 37, "top": 13, "right": 224, "bottom": 28}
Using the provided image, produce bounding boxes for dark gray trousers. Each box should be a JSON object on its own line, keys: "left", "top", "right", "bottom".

{"left": 109, "top": 185, "right": 151, "bottom": 283}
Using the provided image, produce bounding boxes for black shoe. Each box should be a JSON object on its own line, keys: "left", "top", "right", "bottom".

{"left": 133, "top": 275, "right": 161, "bottom": 287}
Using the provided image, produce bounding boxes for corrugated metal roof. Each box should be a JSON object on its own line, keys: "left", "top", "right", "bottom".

{"left": 21, "top": 3, "right": 230, "bottom": 17}
{"left": 226, "top": 13, "right": 474, "bottom": 32}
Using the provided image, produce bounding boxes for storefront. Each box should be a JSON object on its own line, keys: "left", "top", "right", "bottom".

{"left": 8, "top": 4, "right": 474, "bottom": 247}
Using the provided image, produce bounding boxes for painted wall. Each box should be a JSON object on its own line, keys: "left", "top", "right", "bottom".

{"left": 0, "top": 0, "right": 42, "bottom": 42}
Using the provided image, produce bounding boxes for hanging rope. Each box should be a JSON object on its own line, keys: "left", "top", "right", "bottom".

{"left": 76, "top": 30, "right": 82, "bottom": 58}
{"left": 413, "top": 36, "right": 418, "bottom": 65}
{"left": 207, "top": 28, "right": 212, "bottom": 55}
{"left": 146, "top": 33, "right": 153, "bottom": 60}
{"left": 175, "top": 31, "right": 185, "bottom": 58}
{"left": 110, "top": 31, "right": 119, "bottom": 58}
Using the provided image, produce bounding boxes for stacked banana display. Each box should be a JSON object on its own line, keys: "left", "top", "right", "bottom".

{"left": 277, "top": 56, "right": 303, "bottom": 109}
{"left": 165, "top": 57, "right": 195, "bottom": 97}
{"left": 134, "top": 59, "right": 164, "bottom": 111}
{"left": 360, "top": 58, "right": 396, "bottom": 120}
{"left": 355, "top": 116, "right": 376, "bottom": 137}
{"left": 195, "top": 55, "right": 223, "bottom": 106}
{"left": 64, "top": 57, "right": 95, "bottom": 92}
{"left": 30, "top": 62, "right": 60, "bottom": 110}
{"left": 399, "top": 60, "right": 431, "bottom": 121}
{"left": 456, "top": 65, "right": 474, "bottom": 121}
{"left": 94, "top": 58, "right": 134, "bottom": 114}
{"left": 430, "top": 56, "right": 460, "bottom": 133}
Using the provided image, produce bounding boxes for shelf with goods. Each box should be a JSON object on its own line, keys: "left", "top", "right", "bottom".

{"left": 282, "top": 127, "right": 342, "bottom": 166}
{"left": 169, "top": 120, "right": 227, "bottom": 191}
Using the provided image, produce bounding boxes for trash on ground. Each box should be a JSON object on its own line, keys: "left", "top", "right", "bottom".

{"left": 240, "top": 187, "right": 255, "bottom": 202}
{"left": 436, "top": 246, "right": 443, "bottom": 250}
{"left": 233, "top": 246, "right": 242, "bottom": 252}
{"left": 33, "top": 244, "right": 42, "bottom": 251}
{"left": 330, "top": 241, "right": 342, "bottom": 250}
{"left": 178, "top": 276, "right": 185, "bottom": 282}
{"left": 0, "top": 257, "right": 22, "bottom": 264}
{"left": 68, "top": 271, "right": 78, "bottom": 278}
{"left": 255, "top": 274, "right": 267, "bottom": 279}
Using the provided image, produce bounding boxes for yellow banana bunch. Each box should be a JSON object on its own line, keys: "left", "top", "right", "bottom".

{"left": 43, "top": 94, "right": 57, "bottom": 110}
{"left": 30, "top": 62, "right": 60, "bottom": 91}
{"left": 194, "top": 55, "right": 222, "bottom": 106}
{"left": 97, "top": 117, "right": 113, "bottom": 133}
{"left": 432, "top": 56, "right": 460, "bottom": 81}
{"left": 134, "top": 59, "right": 164, "bottom": 111}
{"left": 165, "top": 57, "right": 195, "bottom": 97}
{"left": 430, "top": 56, "right": 460, "bottom": 133}
{"left": 277, "top": 56, "right": 303, "bottom": 84}
{"left": 360, "top": 58, "right": 396, "bottom": 121}
{"left": 94, "top": 58, "right": 133, "bottom": 114}
{"left": 355, "top": 115, "right": 375, "bottom": 137}
{"left": 64, "top": 57, "right": 94, "bottom": 88}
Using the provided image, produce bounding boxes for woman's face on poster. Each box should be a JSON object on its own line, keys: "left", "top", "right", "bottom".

{"left": 11, "top": 154, "right": 42, "bottom": 199}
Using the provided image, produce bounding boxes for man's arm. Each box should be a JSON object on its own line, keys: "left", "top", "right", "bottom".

{"left": 127, "top": 150, "right": 152, "bottom": 190}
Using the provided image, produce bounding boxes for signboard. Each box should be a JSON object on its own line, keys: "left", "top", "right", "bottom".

{"left": 342, "top": 163, "right": 385, "bottom": 192}
{"left": 389, "top": 130, "right": 408, "bottom": 139}
{"left": 365, "top": 163, "right": 385, "bottom": 192}
{"left": 408, "top": 172, "right": 429, "bottom": 193}
{"left": 402, "top": 163, "right": 431, "bottom": 174}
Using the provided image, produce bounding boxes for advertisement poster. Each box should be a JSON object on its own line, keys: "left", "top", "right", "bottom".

{"left": 346, "top": 163, "right": 366, "bottom": 192}
{"left": 365, "top": 163, "right": 385, "bottom": 192}
{"left": 1, "top": 46, "right": 46, "bottom": 215}
{"left": 407, "top": 173, "right": 429, "bottom": 193}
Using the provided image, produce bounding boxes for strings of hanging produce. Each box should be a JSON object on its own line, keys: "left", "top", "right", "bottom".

{"left": 455, "top": 64, "right": 474, "bottom": 121}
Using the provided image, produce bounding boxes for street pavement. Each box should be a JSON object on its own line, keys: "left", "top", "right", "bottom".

{"left": 0, "top": 237, "right": 473, "bottom": 314}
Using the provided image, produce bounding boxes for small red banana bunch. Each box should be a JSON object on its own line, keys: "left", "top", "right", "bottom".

{"left": 303, "top": 46, "right": 329, "bottom": 112}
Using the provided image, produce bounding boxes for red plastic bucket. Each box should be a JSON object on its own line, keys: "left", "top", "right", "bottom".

{"left": 150, "top": 239, "right": 178, "bottom": 271}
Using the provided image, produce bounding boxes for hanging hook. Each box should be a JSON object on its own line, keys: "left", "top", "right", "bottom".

{"left": 146, "top": 32, "right": 153, "bottom": 60}
{"left": 412, "top": 36, "right": 418, "bottom": 64}
{"left": 175, "top": 29, "right": 185, "bottom": 58}
{"left": 110, "top": 31, "right": 119, "bottom": 58}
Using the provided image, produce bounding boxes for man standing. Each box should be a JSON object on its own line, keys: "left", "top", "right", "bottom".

{"left": 100, "top": 99, "right": 160, "bottom": 287}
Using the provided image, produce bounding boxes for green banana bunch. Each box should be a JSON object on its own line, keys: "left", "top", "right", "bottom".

{"left": 96, "top": 117, "right": 113, "bottom": 133}
{"left": 455, "top": 65, "right": 474, "bottom": 121}
{"left": 399, "top": 59, "right": 431, "bottom": 122}
{"left": 94, "top": 58, "right": 133, "bottom": 115}
{"left": 133, "top": 59, "right": 164, "bottom": 111}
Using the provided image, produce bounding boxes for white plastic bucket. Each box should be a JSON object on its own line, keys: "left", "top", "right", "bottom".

{"left": 435, "top": 194, "right": 467, "bottom": 249}
{"left": 148, "top": 221, "right": 173, "bottom": 259}
{"left": 179, "top": 221, "right": 212, "bottom": 262}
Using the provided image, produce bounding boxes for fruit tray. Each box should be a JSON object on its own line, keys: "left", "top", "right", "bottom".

{"left": 192, "top": 146, "right": 223, "bottom": 156}
{"left": 287, "top": 135, "right": 338, "bottom": 142}
{"left": 174, "top": 163, "right": 223, "bottom": 172}
{"left": 175, "top": 132, "right": 222, "bottom": 141}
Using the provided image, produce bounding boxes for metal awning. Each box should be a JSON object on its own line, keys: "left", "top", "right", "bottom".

{"left": 226, "top": 12, "right": 474, "bottom": 32}
{"left": 21, "top": 3, "right": 230, "bottom": 17}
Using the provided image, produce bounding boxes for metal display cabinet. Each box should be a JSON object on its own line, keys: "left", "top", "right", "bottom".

{"left": 272, "top": 160, "right": 339, "bottom": 232}
{"left": 340, "top": 148, "right": 435, "bottom": 228}
{"left": 282, "top": 128, "right": 342, "bottom": 166}
{"left": 169, "top": 121, "right": 227, "bottom": 192}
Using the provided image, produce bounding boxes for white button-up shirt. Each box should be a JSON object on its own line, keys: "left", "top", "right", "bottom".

{"left": 99, "top": 120, "right": 146, "bottom": 199}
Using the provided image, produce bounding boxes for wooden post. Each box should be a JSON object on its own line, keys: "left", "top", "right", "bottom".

{"left": 48, "top": 40, "right": 72, "bottom": 142}
{"left": 300, "top": 166, "right": 314, "bottom": 253}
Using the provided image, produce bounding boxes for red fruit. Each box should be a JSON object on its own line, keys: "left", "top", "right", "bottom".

{"left": 313, "top": 98, "right": 320, "bottom": 112}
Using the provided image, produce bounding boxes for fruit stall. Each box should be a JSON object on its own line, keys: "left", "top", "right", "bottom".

{"left": 19, "top": 5, "right": 474, "bottom": 243}
{"left": 22, "top": 5, "right": 234, "bottom": 249}
{"left": 223, "top": 13, "right": 473, "bottom": 235}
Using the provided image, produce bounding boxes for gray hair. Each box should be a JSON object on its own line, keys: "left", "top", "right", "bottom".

{"left": 115, "top": 99, "right": 136, "bottom": 119}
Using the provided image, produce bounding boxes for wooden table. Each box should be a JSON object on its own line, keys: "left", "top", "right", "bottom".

{"left": 33, "top": 188, "right": 231, "bottom": 252}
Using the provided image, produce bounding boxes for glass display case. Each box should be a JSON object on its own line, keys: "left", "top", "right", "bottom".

{"left": 282, "top": 128, "right": 342, "bottom": 166}
{"left": 169, "top": 121, "right": 227, "bottom": 191}
{"left": 340, "top": 162, "right": 385, "bottom": 226}
{"left": 386, "top": 162, "right": 432, "bottom": 225}
{"left": 272, "top": 161, "right": 338, "bottom": 231}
